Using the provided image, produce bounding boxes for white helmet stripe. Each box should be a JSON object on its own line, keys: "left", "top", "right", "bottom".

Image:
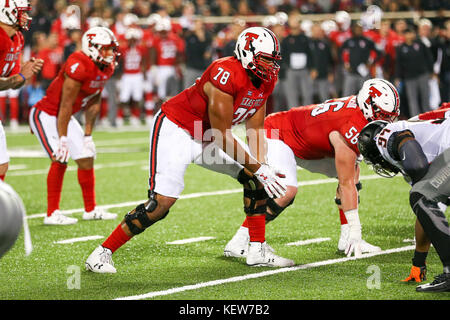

{"left": 379, "top": 79, "right": 399, "bottom": 108}
{"left": 264, "top": 27, "right": 279, "bottom": 54}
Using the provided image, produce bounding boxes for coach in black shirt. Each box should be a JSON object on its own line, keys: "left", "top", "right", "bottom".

{"left": 183, "top": 20, "right": 212, "bottom": 89}
{"left": 339, "top": 22, "right": 380, "bottom": 96}
{"left": 395, "top": 26, "right": 434, "bottom": 117}
{"left": 310, "top": 23, "right": 334, "bottom": 101}
{"left": 282, "top": 13, "right": 316, "bottom": 108}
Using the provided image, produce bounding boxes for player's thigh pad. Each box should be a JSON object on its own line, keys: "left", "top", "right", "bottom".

{"left": 411, "top": 148, "right": 450, "bottom": 203}
{"left": 0, "top": 121, "right": 9, "bottom": 164}
{"left": 157, "top": 66, "right": 176, "bottom": 98}
{"left": 296, "top": 157, "right": 337, "bottom": 178}
{"left": 266, "top": 138, "right": 298, "bottom": 187}
{"left": 130, "top": 73, "right": 144, "bottom": 101}
{"left": 119, "top": 74, "right": 133, "bottom": 103}
{"left": 7, "top": 88, "right": 19, "bottom": 98}
{"left": 148, "top": 111, "right": 202, "bottom": 198}
{"left": 29, "top": 108, "right": 85, "bottom": 160}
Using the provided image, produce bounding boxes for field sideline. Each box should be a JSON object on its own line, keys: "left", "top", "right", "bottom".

{"left": 0, "top": 125, "right": 449, "bottom": 302}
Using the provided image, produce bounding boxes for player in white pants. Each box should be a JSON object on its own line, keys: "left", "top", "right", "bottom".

{"left": 0, "top": 88, "right": 20, "bottom": 130}
{"left": 0, "top": 121, "right": 9, "bottom": 181}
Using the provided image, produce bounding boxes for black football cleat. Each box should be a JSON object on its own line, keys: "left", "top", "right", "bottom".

{"left": 416, "top": 272, "right": 450, "bottom": 293}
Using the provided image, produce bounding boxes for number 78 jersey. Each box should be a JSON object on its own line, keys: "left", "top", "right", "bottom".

{"left": 161, "top": 56, "right": 276, "bottom": 139}
{"left": 265, "top": 96, "right": 368, "bottom": 159}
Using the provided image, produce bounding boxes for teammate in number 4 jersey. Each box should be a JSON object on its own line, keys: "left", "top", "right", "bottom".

{"left": 86, "top": 27, "right": 294, "bottom": 273}
{"left": 223, "top": 78, "right": 400, "bottom": 259}
{"left": 29, "top": 27, "right": 119, "bottom": 225}
{"left": 0, "top": 0, "right": 43, "bottom": 181}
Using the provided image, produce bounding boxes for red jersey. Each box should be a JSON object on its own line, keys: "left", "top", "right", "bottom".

{"left": 418, "top": 103, "right": 450, "bottom": 120}
{"left": 161, "top": 56, "right": 276, "bottom": 139}
{"left": 34, "top": 51, "right": 114, "bottom": 116}
{"left": 119, "top": 44, "right": 147, "bottom": 74}
{"left": 153, "top": 34, "right": 182, "bottom": 66}
{"left": 36, "top": 46, "right": 64, "bottom": 80}
{"left": 329, "top": 29, "right": 352, "bottom": 47}
{"left": 0, "top": 27, "right": 24, "bottom": 77}
{"left": 265, "top": 96, "right": 368, "bottom": 159}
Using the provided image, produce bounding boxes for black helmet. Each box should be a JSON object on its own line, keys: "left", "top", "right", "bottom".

{"left": 358, "top": 120, "right": 400, "bottom": 177}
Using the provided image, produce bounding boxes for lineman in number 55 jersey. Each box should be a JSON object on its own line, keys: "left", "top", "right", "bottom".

{"left": 0, "top": 0, "right": 43, "bottom": 182}
{"left": 29, "top": 27, "right": 119, "bottom": 225}
{"left": 86, "top": 27, "right": 294, "bottom": 273}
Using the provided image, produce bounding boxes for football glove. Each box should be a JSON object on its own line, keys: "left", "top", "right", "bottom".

{"left": 401, "top": 265, "right": 427, "bottom": 283}
{"left": 82, "top": 135, "right": 96, "bottom": 159}
{"left": 345, "top": 236, "right": 362, "bottom": 258}
{"left": 253, "top": 164, "right": 287, "bottom": 199}
{"left": 344, "top": 210, "right": 363, "bottom": 258}
{"left": 54, "top": 136, "right": 70, "bottom": 163}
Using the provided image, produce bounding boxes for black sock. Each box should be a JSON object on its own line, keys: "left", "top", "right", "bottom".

{"left": 412, "top": 250, "right": 428, "bottom": 267}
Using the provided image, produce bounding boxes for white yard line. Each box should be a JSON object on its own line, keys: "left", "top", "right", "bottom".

{"left": 286, "top": 237, "right": 331, "bottom": 246}
{"left": 54, "top": 235, "right": 104, "bottom": 244}
{"left": 7, "top": 160, "right": 148, "bottom": 177}
{"left": 115, "top": 245, "right": 416, "bottom": 300}
{"left": 166, "top": 237, "right": 216, "bottom": 245}
{"left": 8, "top": 164, "right": 28, "bottom": 170}
{"left": 26, "top": 174, "right": 387, "bottom": 219}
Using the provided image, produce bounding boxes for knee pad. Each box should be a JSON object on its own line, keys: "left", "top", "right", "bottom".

{"left": 237, "top": 169, "right": 257, "bottom": 188}
{"left": 410, "top": 192, "right": 450, "bottom": 239}
{"left": 238, "top": 169, "right": 269, "bottom": 214}
{"left": 243, "top": 188, "right": 268, "bottom": 215}
{"left": 409, "top": 192, "right": 424, "bottom": 211}
{"left": 265, "top": 197, "right": 295, "bottom": 223}
{"left": 124, "top": 191, "right": 169, "bottom": 235}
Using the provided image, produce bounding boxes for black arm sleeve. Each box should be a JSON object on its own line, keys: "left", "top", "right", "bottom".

{"left": 398, "top": 139, "right": 429, "bottom": 185}
{"left": 387, "top": 130, "right": 429, "bottom": 184}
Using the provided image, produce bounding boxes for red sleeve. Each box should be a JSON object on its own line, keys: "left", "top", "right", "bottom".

{"left": 9, "top": 52, "right": 21, "bottom": 75}
{"left": 64, "top": 55, "right": 88, "bottom": 82}
{"left": 418, "top": 108, "right": 450, "bottom": 120}
{"left": 339, "top": 119, "right": 365, "bottom": 154}
{"left": 207, "top": 61, "right": 236, "bottom": 96}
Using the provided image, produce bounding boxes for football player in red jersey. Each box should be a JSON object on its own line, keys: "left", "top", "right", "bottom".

{"left": 116, "top": 27, "right": 148, "bottom": 127}
{"left": 409, "top": 102, "right": 450, "bottom": 121}
{"left": 224, "top": 78, "right": 401, "bottom": 258}
{"left": 0, "top": 0, "right": 43, "bottom": 181}
{"left": 28, "top": 27, "right": 119, "bottom": 225}
{"left": 86, "top": 27, "right": 293, "bottom": 273}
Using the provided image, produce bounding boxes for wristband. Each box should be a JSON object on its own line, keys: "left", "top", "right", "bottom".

{"left": 18, "top": 73, "right": 26, "bottom": 82}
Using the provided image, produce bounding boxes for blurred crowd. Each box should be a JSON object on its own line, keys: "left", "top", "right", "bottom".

{"left": 1, "top": 0, "right": 449, "bottom": 129}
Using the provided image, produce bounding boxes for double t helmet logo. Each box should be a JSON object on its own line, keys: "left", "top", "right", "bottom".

{"left": 365, "top": 86, "right": 382, "bottom": 105}
{"left": 244, "top": 32, "right": 259, "bottom": 51}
